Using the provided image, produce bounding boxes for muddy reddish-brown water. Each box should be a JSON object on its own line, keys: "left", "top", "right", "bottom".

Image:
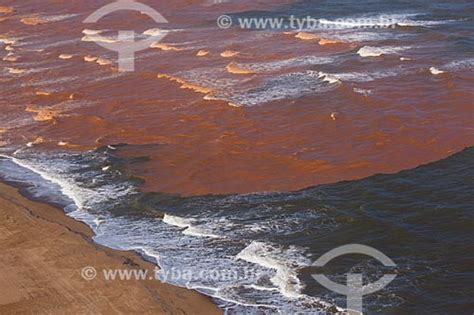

{"left": 1, "top": 0, "right": 473, "bottom": 195}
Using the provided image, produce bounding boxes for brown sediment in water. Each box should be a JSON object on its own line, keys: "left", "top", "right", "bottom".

{"left": 6, "top": 68, "right": 26, "bottom": 74}
{"left": 0, "top": 182, "right": 222, "bottom": 314}
{"left": 6, "top": 68, "right": 472, "bottom": 196}
{"left": 0, "top": 128, "right": 7, "bottom": 147}
{"left": 26, "top": 105, "right": 63, "bottom": 122}
{"left": 150, "top": 42, "right": 183, "bottom": 51}
{"left": 59, "top": 54, "right": 74, "bottom": 60}
{"left": 220, "top": 50, "right": 240, "bottom": 58}
{"left": 84, "top": 55, "right": 98, "bottom": 62}
{"left": 35, "top": 91, "right": 53, "bottom": 97}
{"left": 28, "top": 136, "right": 45, "bottom": 146}
{"left": 158, "top": 73, "right": 214, "bottom": 94}
{"left": 226, "top": 62, "right": 256, "bottom": 74}
{"left": 81, "top": 34, "right": 118, "bottom": 44}
{"left": 96, "top": 57, "right": 113, "bottom": 66}
{"left": 1, "top": 0, "right": 472, "bottom": 198}
{"left": 3, "top": 54, "right": 18, "bottom": 62}
{"left": 295, "top": 32, "right": 320, "bottom": 40}
{"left": 0, "top": 37, "right": 16, "bottom": 45}
{"left": 319, "top": 38, "right": 345, "bottom": 45}
{"left": 20, "top": 16, "right": 48, "bottom": 26}
{"left": 2, "top": 3, "right": 472, "bottom": 313}
{"left": 197, "top": 49, "right": 210, "bottom": 57}
{"left": 0, "top": 6, "right": 14, "bottom": 14}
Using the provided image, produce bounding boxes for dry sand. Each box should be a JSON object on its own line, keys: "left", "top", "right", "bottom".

{"left": 0, "top": 182, "right": 222, "bottom": 314}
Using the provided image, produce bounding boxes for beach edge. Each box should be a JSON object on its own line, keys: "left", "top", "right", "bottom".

{"left": 0, "top": 181, "right": 222, "bottom": 314}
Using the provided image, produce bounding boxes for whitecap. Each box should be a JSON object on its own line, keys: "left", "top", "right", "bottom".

{"left": 0, "top": 37, "right": 17, "bottom": 45}
{"left": 236, "top": 241, "right": 310, "bottom": 299}
{"left": 8, "top": 151, "right": 137, "bottom": 214}
{"left": 443, "top": 58, "right": 474, "bottom": 71}
{"left": 163, "top": 214, "right": 220, "bottom": 238}
{"left": 429, "top": 67, "right": 445, "bottom": 75}
{"left": 317, "top": 13, "right": 453, "bottom": 30}
{"left": 357, "top": 45, "right": 412, "bottom": 57}
{"left": 82, "top": 29, "right": 103, "bottom": 35}
{"left": 43, "top": 14, "right": 79, "bottom": 22}
{"left": 143, "top": 28, "right": 168, "bottom": 36}
{"left": 353, "top": 87, "right": 373, "bottom": 96}
{"left": 242, "top": 56, "right": 336, "bottom": 73}
{"left": 331, "top": 68, "right": 407, "bottom": 82}
{"left": 317, "top": 13, "right": 419, "bottom": 29}
{"left": 396, "top": 19, "right": 456, "bottom": 27}
{"left": 225, "top": 70, "right": 340, "bottom": 106}
{"left": 81, "top": 34, "right": 118, "bottom": 44}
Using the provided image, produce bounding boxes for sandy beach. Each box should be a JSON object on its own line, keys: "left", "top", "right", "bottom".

{"left": 0, "top": 182, "right": 221, "bottom": 314}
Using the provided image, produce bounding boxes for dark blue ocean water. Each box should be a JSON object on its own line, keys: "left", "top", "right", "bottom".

{"left": 1, "top": 146, "right": 472, "bottom": 314}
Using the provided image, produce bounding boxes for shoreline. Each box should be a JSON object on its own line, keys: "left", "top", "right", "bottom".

{"left": 0, "top": 181, "right": 222, "bottom": 314}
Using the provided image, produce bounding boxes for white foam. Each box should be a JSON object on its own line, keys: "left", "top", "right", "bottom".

{"left": 396, "top": 19, "right": 455, "bottom": 27}
{"left": 163, "top": 214, "right": 220, "bottom": 238}
{"left": 9, "top": 152, "right": 136, "bottom": 215}
{"left": 143, "top": 28, "right": 168, "bottom": 36}
{"left": 59, "top": 54, "right": 74, "bottom": 60}
{"left": 319, "top": 72, "right": 341, "bottom": 84}
{"left": 318, "top": 18, "right": 393, "bottom": 28}
{"left": 0, "top": 153, "right": 341, "bottom": 314}
{"left": 332, "top": 68, "right": 407, "bottom": 82}
{"left": 444, "top": 58, "right": 474, "bottom": 71}
{"left": 317, "top": 13, "right": 453, "bottom": 30}
{"left": 43, "top": 14, "right": 79, "bottom": 22}
{"left": 353, "top": 88, "right": 372, "bottom": 96}
{"left": 236, "top": 241, "right": 309, "bottom": 299}
{"left": 244, "top": 284, "right": 280, "bottom": 292}
{"left": 317, "top": 13, "right": 418, "bottom": 29}
{"left": 163, "top": 214, "right": 196, "bottom": 228}
{"left": 82, "top": 29, "right": 103, "bottom": 35}
{"left": 0, "top": 37, "right": 17, "bottom": 45}
{"left": 429, "top": 67, "right": 445, "bottom": 75}
{"left": 246, "top": 56, "right": 336, "bottom": 73}
{"left": 6, "top": 156, "right": 80, "bottom": 210}
{"left": 81, "top": 34, "right": 118, "bottom": 44}
{"left": 325, "top": 30, "right": 394, "bottom": 42}
{"left": 225, "top": 70, "right": 340, "bottom": 106}
{"left": 357, "top": 45, "right": 411, "bottom": 57}
{"left": 93, "top": 217, "right": 106, "bottom": 228}
{"left": 6, "top": 67, "right": 27, "bottom": 75}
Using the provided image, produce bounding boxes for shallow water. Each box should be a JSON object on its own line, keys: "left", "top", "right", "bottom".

{"left": 0, "top": 146, "right": 472, "bottom": 314}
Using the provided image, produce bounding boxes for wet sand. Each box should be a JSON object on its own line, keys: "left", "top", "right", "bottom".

{"left": 0, "top": 182, "right": 222, "bottom": 315}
